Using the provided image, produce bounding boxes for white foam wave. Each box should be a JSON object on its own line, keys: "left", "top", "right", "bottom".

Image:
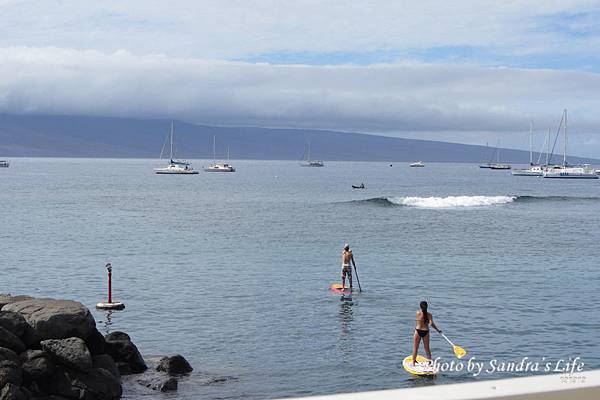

{"left": 388, "top": 196, "right": 517, "bottom": 208}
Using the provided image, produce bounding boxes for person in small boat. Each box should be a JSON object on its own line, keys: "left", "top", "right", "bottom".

{"left": 341, "top": 244, "right": 355, "bottom": 291}
{"left": 412, "top": 301, "right": 442, "bottom": 365}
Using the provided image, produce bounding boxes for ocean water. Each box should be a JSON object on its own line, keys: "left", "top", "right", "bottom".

{"left": 1, "top": 158, "right": 599, "bottom": 399}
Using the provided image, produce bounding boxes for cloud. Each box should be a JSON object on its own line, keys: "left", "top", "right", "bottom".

{"left": 2, "top": 47, "right": 600, "bottom": 144}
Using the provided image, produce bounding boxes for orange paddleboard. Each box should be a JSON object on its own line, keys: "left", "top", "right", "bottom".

{"left": 330, "top": 283, "right": 352, "bottom": 294}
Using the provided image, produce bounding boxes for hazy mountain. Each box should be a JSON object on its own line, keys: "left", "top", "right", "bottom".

{"left": 0, "top": 114, "right": 597, "bottom": 164}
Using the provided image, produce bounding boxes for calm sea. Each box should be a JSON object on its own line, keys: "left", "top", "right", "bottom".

{"left": 1, "top": 158, "right": 599, "bottom": 399}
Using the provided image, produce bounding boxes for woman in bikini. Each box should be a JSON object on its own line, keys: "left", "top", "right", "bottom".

{"left": 412, "top": 301, "right": 442, "bottom": 364}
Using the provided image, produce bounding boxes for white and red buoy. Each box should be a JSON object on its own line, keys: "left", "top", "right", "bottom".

{"left": 96, "top": 262, "right": 125, "bottom": 310}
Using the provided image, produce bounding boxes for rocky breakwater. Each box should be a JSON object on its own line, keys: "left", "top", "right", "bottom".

{"left": 0, "top": 294, "right": 149, "bottom": 400}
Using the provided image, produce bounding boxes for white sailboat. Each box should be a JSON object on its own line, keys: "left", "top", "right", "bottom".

{"left": 543, "top": 109, "right": 597, "bottom": 179}
{"left": 512, "top": 121, "right": 544, "bottom": 177}
{"left": 154, "top": 121, "right": 199, "bottom": 175}
{"left": 410, "top": 161, "right": 425, "bottom": 167}
{"left": 0, "top": 160, "right": 9, "bottom": 168}
{"left": 204, "top": 136, "right": 236, "bottom": 172}
{"left": 300, "top": 141, "right": 324, "bottom": 167}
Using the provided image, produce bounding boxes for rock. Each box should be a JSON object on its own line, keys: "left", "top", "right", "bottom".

{"left": 137, "top": 376, "right": 178, "bottom": 392}
{"left": 115, "top": 362, "right": 131, "bottom": 376}
{"left": 92, "top": 355, "right": 119, "bottom": 380}
{"left": 104, "top": 332, "right": 129, "bottom": 342}
{"left": 40, "top": 338, "right": 92, "bottom": 373}
{"left": 35, "top": 367, "right": 79, "bottom": 399}
{"left": 0, "top": 383, "right": 28, "bottom": 400}
{"left": 0, "top": 294, "right": 33, "bottom": 310}
{"left": 0, "top": 327, "right": 26, "bottom": 354}
{"left": 3, "top": 299, "right": 96, "bottom": 341}
{"left": 85, "top": 329, "right": 105, "bottom": 356}
{"left": 0, "top": 311, "right": 28, "bottom": 338}
{"left": 69, "top": 368, "right": 122, "bottom": 400}
{"left": 156, "top": 355, "right": 193, "bottom": 375}
{"left": 21, "top": 350, "right": 56, "bottom": 382}
{"left": 104, "top": 334, "right": 146, "bottom": 374}
{"left": 0, "top": 347, "right": 20, "bottom": 368}
{"left": 0, "top": 365, "right": 22, "bottom": 389}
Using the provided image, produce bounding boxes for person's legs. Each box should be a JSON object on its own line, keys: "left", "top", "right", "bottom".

{"left": 412, "top": 330, "right": 421, "bottom": 364}
{"left": 423, "top": 332, "right": 432, "bottom": 361}
{"left": 348, "top": 270, "right": 353, "bottom": 289}
{"left": 341, "top": 269, "right": 346, "bottom": 289}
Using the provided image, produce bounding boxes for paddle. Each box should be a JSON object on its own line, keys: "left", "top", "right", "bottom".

{"left": 439, "top": 332, "right": 467, "bottom": 359}
{"left": 352, "top": 262, "right": 362, "bottom": 293}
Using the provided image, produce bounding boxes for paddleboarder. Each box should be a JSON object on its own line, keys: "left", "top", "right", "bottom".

{"left": 341, "top": 244, "right": 355, "bottom": 291}
{"left": 412, "top": 301, "right": 442, "bottom": 365}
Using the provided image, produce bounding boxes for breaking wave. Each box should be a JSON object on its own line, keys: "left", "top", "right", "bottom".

{"left": 351, "top": 195, "right": 600, "bottom": 209}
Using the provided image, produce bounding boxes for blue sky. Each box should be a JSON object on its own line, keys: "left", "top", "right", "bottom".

{"left": 1, "top": 1, "right": 600, "bottom": 156}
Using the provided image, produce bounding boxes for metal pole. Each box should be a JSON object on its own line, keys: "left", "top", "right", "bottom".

{"left": 106, "top": 263, "right": 112, "bottom": 303}
{"left": 563, "top": 109, "right": 567, "bottom": 167}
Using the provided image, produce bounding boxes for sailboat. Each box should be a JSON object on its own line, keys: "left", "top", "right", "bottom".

{"left": 512, "top": 122, "right": 545, "bottom": 176}
{"left": 543, "top": 109, "right": 597, "bottom": 179}
{"left": 479, "top": 142, "right": 510, "bottom": 169}
{"left": 154, "top": 121, "right": 199, "bottom": 175}
{"left": 0, "top": 160, "right": 9, "bottom": 168}
{"left": 300, "top": 141, "right": 324, "bottom": 167}
{"left": 204, "top": 136, "right": 236, "bottom": 172}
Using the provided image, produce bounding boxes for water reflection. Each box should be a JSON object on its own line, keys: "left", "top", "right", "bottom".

{"left": 97, "top": 310, "right": 115, "bottom": 335}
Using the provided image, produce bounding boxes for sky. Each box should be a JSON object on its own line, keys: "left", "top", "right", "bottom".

{"left": 1, "top": 1, "right": 600, "bottom": 156}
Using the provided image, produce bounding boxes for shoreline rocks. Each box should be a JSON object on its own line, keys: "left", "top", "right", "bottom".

{"left": 0, "top": 293, "right": 189, "bottom": 399}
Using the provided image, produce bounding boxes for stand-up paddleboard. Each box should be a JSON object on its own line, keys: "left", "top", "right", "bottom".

{"left": 403, "top": 355, "right": 436, "bottom": 376}
{"left": 330, "top": 283, "right": 352, "bottom": 295}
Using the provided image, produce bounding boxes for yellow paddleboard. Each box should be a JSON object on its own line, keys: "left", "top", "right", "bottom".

{"left": 403, "top": 355, "right": 436, "bottom": 376}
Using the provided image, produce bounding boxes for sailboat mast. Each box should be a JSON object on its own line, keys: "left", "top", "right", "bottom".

{"left": 546, "top": 128, "right": 550, "bottom": 165}
{"left": 529, "top": 121, "right": 533, "bottom": 165}
{"left": 227, "top": 146, "right": 230, "bottom": 161}
{"left": 170, "top": 121, "right": 174, "bottom": 161}
{"left": 308, "top": 141, "right": 311, "bottom": 162}
{"left": 563, "top": 109, "right": 567, "bottom": 167}
{"left": 213, "top": 135, "right": 216, "bottom": 163}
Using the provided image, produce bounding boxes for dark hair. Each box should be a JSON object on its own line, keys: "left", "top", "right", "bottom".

{"left": 420, "top": 301, "right": 429, "bottom": 325}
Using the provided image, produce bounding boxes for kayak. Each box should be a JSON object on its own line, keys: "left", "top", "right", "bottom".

{"left": 402, "top": 355, "right": 437, "bottom": 376}
{"left": 330, "top": 283, "right": 352, "bottom": 295}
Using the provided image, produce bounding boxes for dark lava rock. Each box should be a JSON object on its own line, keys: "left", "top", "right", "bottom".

{"left": 0, "top": 347, "right": 20, "bottom": 367}
{"left": 85, "top": 329, "right": 106, "bottom": 356}
{"left": 0, "top": 294, "right": 33, "bottom": 310}
{"left": 0, "top": 327, "right": 26, "bottom": 354}
{"left": 137, "top": 376, "right": 178, "bottom": 392}
{"left": 69, "top": 367, "right": 122, "bottom": 400}
{"left": 3, "top": 299, "right": 96, "bottom": 341}
{"left": 104, "top": 333, "right": 146, "bottom": 374}
{"left": 92, "top": 354, "right": 119, "bottom": 380}
{"left": 0, "top": 365, "right": 22, "bottom": 389}
{"left": 40, "top": 338, "right": 92, "bottom": 373}
{"left": 104, "top": 332, "right": 130, "bottom": 342}
{"left": 115, "top": 362, "right": 131, "bottom": 376}
{"left": 21, "top": 350, "right": 56, "bottom": 382}
{"left": 36, "top": 367, "right": 79, "bottom": 399}
{"left": 0, "top": 311, "right": 28, "bottom": 338}
{"left": 156, "top": 354, "right": 193, "bottom": 375}
{"left": 0, "top": 383, "right": 28, "bottom": 400}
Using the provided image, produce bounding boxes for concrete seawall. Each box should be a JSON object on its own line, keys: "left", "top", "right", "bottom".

{"left": 276, "top": 370, "right": 600, "bottom": 400}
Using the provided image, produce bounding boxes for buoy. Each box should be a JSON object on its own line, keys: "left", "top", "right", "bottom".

{"left": 96, "top": 263, "right": 125, "bottom": 310}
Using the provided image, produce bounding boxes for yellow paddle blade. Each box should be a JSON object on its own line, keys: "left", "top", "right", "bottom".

{"left": 453, "top": 345, "right": 467, "bottom": 359}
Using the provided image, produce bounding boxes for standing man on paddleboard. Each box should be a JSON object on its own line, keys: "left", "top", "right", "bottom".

{"left": 341, "top": 244, "right": 355, "bottom": 291}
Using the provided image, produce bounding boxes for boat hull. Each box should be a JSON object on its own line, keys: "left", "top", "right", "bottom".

{"left": 204, "top": 168, "right": 235, "bottom": 172}
{"left": 543, "top": 173, "right": 598, "bottom": 179}
{"left": 154, "top": 169, "right": 199, "bottom": 175}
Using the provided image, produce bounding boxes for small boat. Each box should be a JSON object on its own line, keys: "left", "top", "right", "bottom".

{"left": 154, "top": 121, "right": 199, "bottom": 175}
{"left": 300, "top": 141, "right": 324, "bottom": 167}
{"left": 595, "top": 169, "right": 600, "bottom": 175}
{"left": 0, "top": 160, "right": 9, "bottom": 168}
{"left": 410, "top": 161, "right": 425, "bottom": 167}
{"left": 352, "top": 183, "right": 365, "bottom": 189}
{"left": 512, "top": 122, "right": 544, "bottom": 176}
{"left": 204, "top": 136, "right": 236, "bottom": 172}
{"left": 480, "top": 141, "right": 511, "bottom": 170}
{"left": 542, "top": 110, "right": 598, "bottom": 179}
